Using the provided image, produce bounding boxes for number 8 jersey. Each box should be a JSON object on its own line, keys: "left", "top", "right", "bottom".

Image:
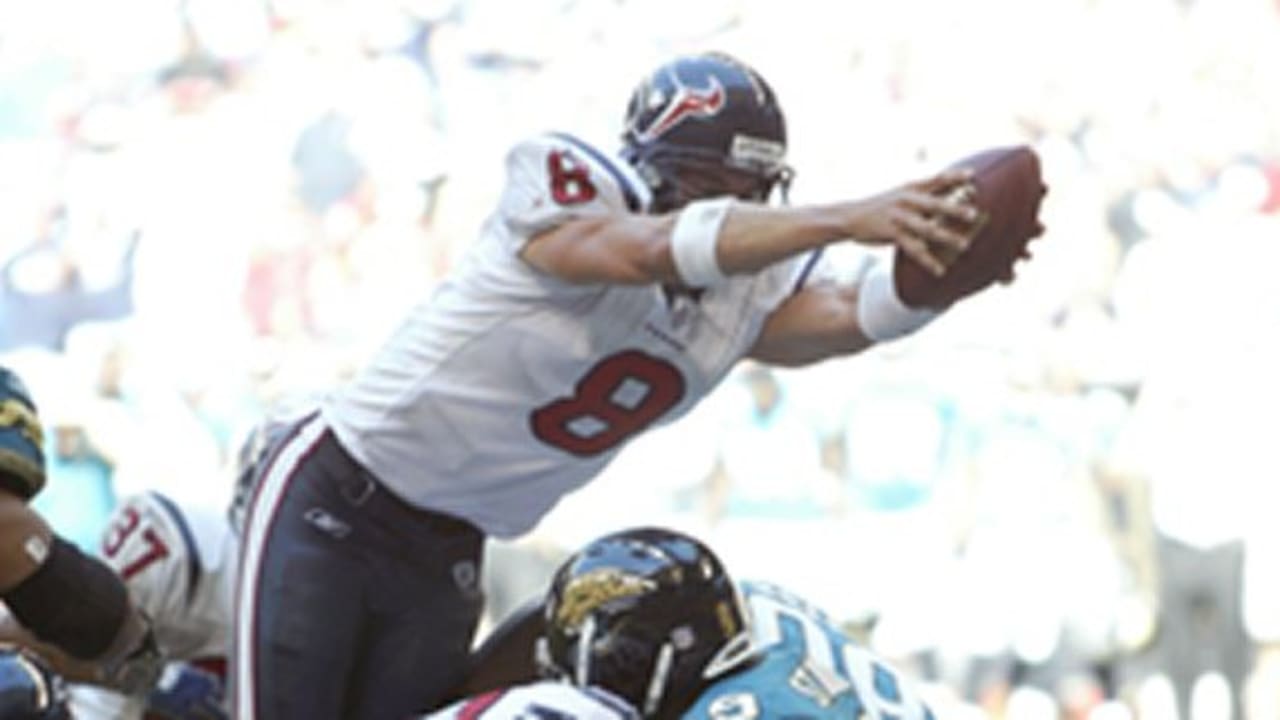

{"left": 325, "top": 133, "right": 825, "bottom": 537}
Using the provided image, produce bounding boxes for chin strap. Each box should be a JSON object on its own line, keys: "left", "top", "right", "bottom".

{"left": 774, "top": 166, "right": 794, "bottom": 205}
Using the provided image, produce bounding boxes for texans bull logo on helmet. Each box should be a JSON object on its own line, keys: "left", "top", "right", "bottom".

{"left": 635, "top": 73, "right": 727, "bottom": 143}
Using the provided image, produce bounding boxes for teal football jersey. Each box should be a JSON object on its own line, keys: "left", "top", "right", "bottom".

{"left": 684, "top": 581, "right": 935, "bottom": 720}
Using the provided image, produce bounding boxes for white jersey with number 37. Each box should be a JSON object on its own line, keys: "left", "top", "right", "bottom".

{"left": 325, "top": 133, "right": 824, "bottom": 537}
{"left": 70, "top": 492, "right": 236, "bottom": 719}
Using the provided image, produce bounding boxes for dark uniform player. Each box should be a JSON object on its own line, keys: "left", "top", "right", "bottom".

{"left": 0, "top": 367, "right": 160, "bottom": 695}
{"left": 430, "top": 528, "right": 937, "bottom": 720}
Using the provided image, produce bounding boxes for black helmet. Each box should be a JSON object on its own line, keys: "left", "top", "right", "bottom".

{"left": 0, "top": 367, "right": 46, "bottom": 501}
{"left": 622, "top": 52, "right": 791, "bottom": 212}
{"left": 539, "top": 527, "right": 754, "bottom": 718}
{"left": 0, "top": 646, "right": 70, "bottom": 720}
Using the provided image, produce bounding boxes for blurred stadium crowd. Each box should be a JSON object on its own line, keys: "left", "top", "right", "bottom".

{"left": 2, "top": 0, "right": 1279, "bottom": 718}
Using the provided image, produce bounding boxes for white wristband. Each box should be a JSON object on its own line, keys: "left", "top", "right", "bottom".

{"left": 856, "top": 256, "right": 939, "bottom": 342}
{"left": 670, "top": 198, "right": 734, "bottom": 287}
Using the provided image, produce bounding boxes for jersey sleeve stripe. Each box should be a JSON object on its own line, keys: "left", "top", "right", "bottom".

{"left": 548, "top": 132, "right": 643, "bottom": 212}
{"left": 147, "top": 490, "right": 203, "bottom": 606}
{"left": 790, "top": 248, "right": 826, "bottom": 295}
{"left": 457, "top": 689, "right": 506, "bottom": 720}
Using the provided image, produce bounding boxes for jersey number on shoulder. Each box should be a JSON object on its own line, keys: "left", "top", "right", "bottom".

{"left": 530, "top": 350, "right": 686, "bottom": 456}
{"left": 750, "top": 590, "right": 909, "bottom": 718}
{"left": 102, "top": 505, "right": 171, "bottom": 581}
{"left": 547, "top": 150, "right": 597, "bottom": 205}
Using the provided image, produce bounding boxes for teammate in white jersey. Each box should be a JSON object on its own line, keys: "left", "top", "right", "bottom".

{"left": 67, "top": 491, "right": 235, "bottom": 719}
{"left": 237, "top": 51, "right": 989, "bottom": 719}
{"left": 432, "top": 528, "right": 935, "bottom": 720}
{"left": 69, "top": 413, "right": 293, "bottom": 719}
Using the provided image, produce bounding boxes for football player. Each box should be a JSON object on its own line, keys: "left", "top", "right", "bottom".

{"left": 64, "top": 491, "right": 236, "bottom": 719}
{"left": 427, "top": 527, "right": 936, "bottom": 720}
{"left": 682, "top": 581, "right": 937, "bottom": 720}
{"left": 66, "top": 414, "right": 293, "bottom": 719}
{"left": 236, "top": 51, "right": 999, "bottom": 719}
{"left": 0, "top": 366, "right": 161, "bottom": 696}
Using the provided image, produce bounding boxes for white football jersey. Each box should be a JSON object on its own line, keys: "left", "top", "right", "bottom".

{"left": 326, "top": 133, "right": 824, "bottom": 537}
{"left": 422, "top": 681, "right": 639, "bottom": 720}
{"left": 70, "top": 492, "right": 236, "bottom": 719}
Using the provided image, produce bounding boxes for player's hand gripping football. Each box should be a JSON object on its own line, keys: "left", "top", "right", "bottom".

{"left": 846, "top": 170, "right": 985, "bottom": 277}
{"left": 893, "top": 146, "right": 1048, "bottom": 309}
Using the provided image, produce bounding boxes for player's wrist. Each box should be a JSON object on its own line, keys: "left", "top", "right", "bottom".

{"left": 855, "top": 255, "right": 939, "bottom": 342}
{"left": 835, "top": 197, "right": 888, "bottom": 246}
{"left": 670, "top": 197, "right": 734, "bottom": 287}
{"left": 99, "top": 608, "right": 164, "bottom": 695}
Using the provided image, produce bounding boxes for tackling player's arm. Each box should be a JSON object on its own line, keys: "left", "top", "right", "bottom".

{"left": 0, "top": 492, "right": 52, "bottom": 592}
{"left": 1, "top": 368, "right": 162, "bottom": 695}
{"left": 0, "top": 494, "right": 161, "bottom": 693}
{"left": 520, "top": 171, "right": 978, "bottom": 286}
{"left": 0, "top": 605, "right": 101, "bottom": 684}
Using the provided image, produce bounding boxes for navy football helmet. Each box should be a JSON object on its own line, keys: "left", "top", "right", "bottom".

{"left": 0, "top": 367, "right": 45, "bottom": 501}
{"left": 0, "top": 646, "right": 70, "bottom": 720}
{"left": 622, "top": 53, "right": 791, "bottom": 212}
{"left": 539, "top": 527, "right": 754, "bottom": 719}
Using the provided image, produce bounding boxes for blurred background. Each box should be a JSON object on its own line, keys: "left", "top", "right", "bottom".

{"left": 1, "top": 0, "right": 1279, "bottom": 717}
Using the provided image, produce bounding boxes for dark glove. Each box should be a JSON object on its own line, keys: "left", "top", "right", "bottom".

{"left": 143, "top": 662, "right": 228, "bottom": 720}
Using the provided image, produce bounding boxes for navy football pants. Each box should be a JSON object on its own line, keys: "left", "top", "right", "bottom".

{"left": 233, "top": 414, "right": 484, "bottom": 719}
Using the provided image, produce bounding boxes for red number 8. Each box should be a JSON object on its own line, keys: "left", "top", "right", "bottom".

{"left": 547, "top": 150, "right": 597, "bottom": 205}
{"left": 531, "top": 351, "right": 686, "bottom": 457}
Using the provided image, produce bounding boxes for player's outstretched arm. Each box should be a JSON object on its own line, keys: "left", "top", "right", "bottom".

{"left": 0, "top": 608, "right": 99, "bottom": 684}
{"left": 520, "top": 170, "right": 978, "bottom": 287}
{"left": 752, "top": 146, "right": 1048, "bottom": 364}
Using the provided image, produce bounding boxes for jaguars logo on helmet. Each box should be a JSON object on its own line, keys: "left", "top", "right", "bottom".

{"left": 554, "top": 568, "right": 657, "bottom": 630}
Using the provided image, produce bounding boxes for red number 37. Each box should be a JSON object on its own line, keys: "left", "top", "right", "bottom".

{"left": 102, "top": 505, "right": 170, "bottom": 581}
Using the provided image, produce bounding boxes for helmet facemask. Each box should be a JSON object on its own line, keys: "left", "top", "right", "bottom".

{"left": 632, "top": 142, "right": 793, "bottom": 213}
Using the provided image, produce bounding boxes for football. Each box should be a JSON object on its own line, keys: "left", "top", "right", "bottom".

{"left": 894, "top": 146, "right": 1047, "bottom": 310}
